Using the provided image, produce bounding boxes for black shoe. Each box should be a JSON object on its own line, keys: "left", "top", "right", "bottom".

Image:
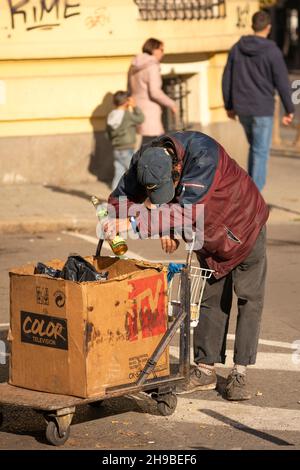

{"left": 177, "top": 366, "right": 217, "bottom": 394}
{"left": 224, "top": 371, "right": 251, "bottom": 401}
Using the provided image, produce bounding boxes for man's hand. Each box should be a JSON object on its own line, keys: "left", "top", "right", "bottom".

{"left": 226, "top": 110, "right": 237, "bottom": 120}
{"left": 144, "top": 197, "right": 158, "bottom": 209}
{"left": 103, "top": 218, "right": 130, "bottom": 238}
{"left": 282, "top": 113, "right": 294, "bottom": 126}
{"left": 160, "top": 236, "right": 180, "bottom": 254}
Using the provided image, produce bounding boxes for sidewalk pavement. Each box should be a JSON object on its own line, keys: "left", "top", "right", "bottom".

{"left": 0, "top": 181, "right": 111, "bottom": 234}
{"left": 0, "top": 151, "right": 300, "bottom": 235}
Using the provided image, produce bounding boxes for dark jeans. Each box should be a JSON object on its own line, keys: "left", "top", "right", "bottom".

{"left": 194, "top": 226, "right": 267, "bottom": 366}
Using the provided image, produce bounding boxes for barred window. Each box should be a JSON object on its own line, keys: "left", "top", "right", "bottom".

{"left": 134, "top": 0, "right": 226, "bottom": 21}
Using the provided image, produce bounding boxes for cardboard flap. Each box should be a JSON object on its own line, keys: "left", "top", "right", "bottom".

{"left": 9, "top": 257, "right": 166, "bottom": 284}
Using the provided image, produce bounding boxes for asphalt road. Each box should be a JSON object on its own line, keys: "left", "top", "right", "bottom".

{"left": 0, "top": 225, "right": 300, "bottom": 450}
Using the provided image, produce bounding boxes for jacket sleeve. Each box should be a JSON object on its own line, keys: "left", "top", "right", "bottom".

{"left": 222, "top": 49, "right": 234, "bottom": 111}
{"left": 147, "top": 64, "right": 176, "bottom": 109}
{"left": 129, "top": 106, "right": 145, "bottom": 124}
{"left": 271, "top": 48, "right": 295, "bottom": 114}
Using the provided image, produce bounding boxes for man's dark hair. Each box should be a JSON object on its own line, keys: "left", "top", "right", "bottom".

{"left": 142, "top": 38, "right": 163, "bottom": 55}
{"left": 113, "top": 90, "right": 129, "bottom": 107}
{"left": 252, "top": 11, "right": 271, "bottom": 32}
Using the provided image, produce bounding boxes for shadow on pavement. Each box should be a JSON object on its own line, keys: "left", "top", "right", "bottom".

{"left": 268, "top": 203, "right": 300, "bottom": 216}
{"left": 199, "top": 409, "right": 293, "bottom": 447}
{"left": 89, "top": 94, "right": 114, "bottom": 185}
{"left": 267, "top": 238, "right": 300, "bottom": 247}
{"left": 45, "top": 185, "right": 105, "bottom": 203}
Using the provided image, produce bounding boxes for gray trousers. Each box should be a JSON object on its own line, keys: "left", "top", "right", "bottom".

{"left": 194, "top": 226, "right": 267, "bottom": 366}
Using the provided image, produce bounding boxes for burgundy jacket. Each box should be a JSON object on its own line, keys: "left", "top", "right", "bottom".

{"left": 109, "top": 131, "right": 269, "bottom": 279}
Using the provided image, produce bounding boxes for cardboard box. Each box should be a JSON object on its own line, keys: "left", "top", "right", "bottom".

{"left": 8, "top": 256, "right": 170, "bottom": 398}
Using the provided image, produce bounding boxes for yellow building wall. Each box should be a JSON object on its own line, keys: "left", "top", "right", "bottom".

{"left": 0, "top": 0, "right": 258, "bottom": 138}
{"left": 208, "top": 52, "right": 232, "bottom": 123}
{"left": 0, "top": 0, "right": 257, "bottom": 59}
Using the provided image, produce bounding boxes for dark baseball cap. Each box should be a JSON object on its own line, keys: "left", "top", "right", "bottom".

{"left": 137, "top": 147, "right": 175, "bottom": 204}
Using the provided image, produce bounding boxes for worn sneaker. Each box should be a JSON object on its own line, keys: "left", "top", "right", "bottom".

{"left": 177, "top": 365, "right": 217, "bottom": 394}
{"left": 224, "top": 371, "right": 252, "bottom": 401}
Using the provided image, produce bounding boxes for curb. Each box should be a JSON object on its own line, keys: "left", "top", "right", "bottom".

{"left": 0, "top": 218, "right": 96, "bottom": 234}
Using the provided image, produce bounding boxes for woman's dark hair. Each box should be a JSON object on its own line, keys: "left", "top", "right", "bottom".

{"left": 142, "top": 38, "right": 163, "bottom": 55}
{"left": 113, "top": 90, "right": 129, "bottom": 107}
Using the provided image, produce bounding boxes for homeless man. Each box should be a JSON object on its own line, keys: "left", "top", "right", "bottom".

{"left": 105, "top": 131, "right": 268, "bottom": 401}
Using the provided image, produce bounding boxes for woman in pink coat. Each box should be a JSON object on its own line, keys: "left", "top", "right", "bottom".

{"left": 128, "top": 38, "right": 177, "bottom": 145}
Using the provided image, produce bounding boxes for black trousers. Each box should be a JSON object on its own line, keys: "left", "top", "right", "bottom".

{"left": 194, "top": 226, "right": 267, "bottom": 366}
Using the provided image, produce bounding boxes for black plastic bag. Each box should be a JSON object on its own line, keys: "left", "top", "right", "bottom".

{"left": 34, "top": 255, "right": 108, "bottom": 282}
{"left": 34, "top": 262, "right": 62, "bottom": 278}
{"left": 60, "top": 255, "right": 108, "bottom": 282}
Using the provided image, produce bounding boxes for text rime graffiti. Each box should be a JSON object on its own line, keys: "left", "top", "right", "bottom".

{"left": 7, "top": 0, "right": 80, "bottom": 31}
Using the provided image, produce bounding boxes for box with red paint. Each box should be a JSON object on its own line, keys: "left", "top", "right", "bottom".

{"left": 9, "top": 257, "right": 169, "bottom": 398}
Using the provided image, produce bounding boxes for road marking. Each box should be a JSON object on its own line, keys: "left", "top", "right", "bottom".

{"left": 63, "top": 231, "right": 146, "bottom": 260}
{"left": 153, "top": 397, "right": 300, "bottom": 432}
{"left": 63, "top": 230, "right": 185, "bottom": 262}
{"left": 169, "top": 346, "right": 300, "bottom": 371}
{"left": 227, "top": 334, "right": 297, "bottom": 350}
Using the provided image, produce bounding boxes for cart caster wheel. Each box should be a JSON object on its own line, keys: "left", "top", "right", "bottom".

{"left": 89, "top": 400, "right": 103, "bottom": 408}
{"left": 157, "top": 393, "right": 177, "bottom": 416}
{"left": 46, "top": 420, "right": 70, "bottom": 446}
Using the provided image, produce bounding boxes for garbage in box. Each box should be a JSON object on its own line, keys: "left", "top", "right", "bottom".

{"left": 34, "top": 255, "right": 109, "bottom": 282}
{"left": 8, "top": 256, "right": 170, "bottom": 398}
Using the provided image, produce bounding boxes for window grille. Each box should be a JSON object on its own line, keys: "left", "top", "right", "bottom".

{"left": 134, "top": 0, "right": 226, "bottom": 21}
{"left": 162, "top": 75, "right": 191, "bottom": 132}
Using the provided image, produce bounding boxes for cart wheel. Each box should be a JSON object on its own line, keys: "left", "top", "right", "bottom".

{"left": 45, "top": 420, "right": 70, "bottom": 446}
{"left": 89, "top": 400, "right": 103, "bottom": 408}
{"left": 157, "top": 393, "right": 177, "bottom": 416}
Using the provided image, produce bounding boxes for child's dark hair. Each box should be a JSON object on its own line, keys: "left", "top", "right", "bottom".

{"left": 113, "top": 90, "right": 129, "bottom": 107}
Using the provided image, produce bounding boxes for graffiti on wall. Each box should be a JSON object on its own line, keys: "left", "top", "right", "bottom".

{"left": 236, "top": 3, "right": 250, "bottom": 29}
{"left": 5, "top": 0, "right": 81, "bottom": 31}
{"left": 85, "top": 7, "right": 110, "bottom": 30}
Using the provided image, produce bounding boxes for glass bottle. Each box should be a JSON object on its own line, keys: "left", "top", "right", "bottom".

{"left": 91, "top": 195, "right": 128, "bottom": 256}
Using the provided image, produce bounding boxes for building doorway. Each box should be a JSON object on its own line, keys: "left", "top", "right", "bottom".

{"left": 267, "top": 0, "right": 300, "bottom": 71}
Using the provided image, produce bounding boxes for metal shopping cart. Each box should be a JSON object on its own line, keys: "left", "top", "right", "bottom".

{"left": 167, "top": 261, "right": 214, "bottom": 328}
{"left": 0, "top": 240, "right": 213, "bottom": 446}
